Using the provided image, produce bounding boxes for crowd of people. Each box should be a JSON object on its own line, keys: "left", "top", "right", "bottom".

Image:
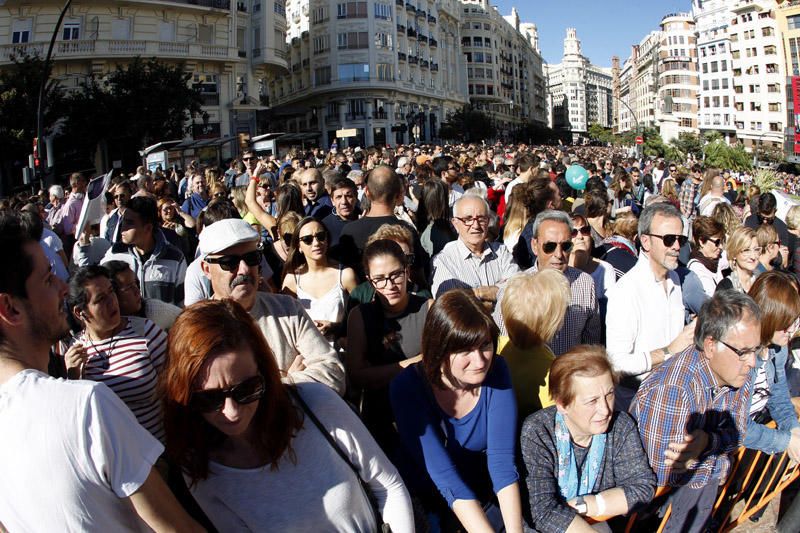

{"left": 2, "top": 141, "right": 800, "bottom": 532}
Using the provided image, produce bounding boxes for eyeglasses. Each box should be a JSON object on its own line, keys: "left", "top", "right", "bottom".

{"left": 213, "top": 192, "right": 227, "bottom": 199}
{"left": 115, "top": 280, "right": 139, "bottom": 294}
{"left": 644, "top": 233, "right": 688, "bottom": 248}
{"left": 242, "top": 157, "right": 253, "bottom": 161}
{"left": 114, "top": 194, "right": 128, "bottom": 200}
{"left": 298, "top": 231, "right": 327, "bottom": 245}
{"left": 571, "top": 226, "right": 592, "bottom": 238}
{"left": 189, "top": 375, "right": 266, "bottom": 413}
{"left": 716, "top": 338, "right": 764, "bottom": 361}
{"left": 369, "top": 269, "right": 406, "bottom": 289}
{"left": 541, "top": 241, "right": 574, "bottom": 254}
{"left": 205, "top": 250, "right": 261, "bottom": 272}
{"left": 454, "top": 215, "right": 490, "bottom": 227}
{"left": 706, "top": 237, "right": 724, "bottom": 247}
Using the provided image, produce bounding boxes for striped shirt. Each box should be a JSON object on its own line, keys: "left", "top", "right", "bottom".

{"left": 431, "top": 239, "right": 519, "bottom": 298}
{"left": 493, "top": 265, "right": 602, "bottom": 356}
{"left": 630, "top": 347, "right": 752, "bottom": 488}
{"left": 77, "top": 317, "right": 168, "bottom": 442}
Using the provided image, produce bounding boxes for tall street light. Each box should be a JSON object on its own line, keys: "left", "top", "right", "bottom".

{"left": 36, "top": 0, "right": 73, "bottom": 188}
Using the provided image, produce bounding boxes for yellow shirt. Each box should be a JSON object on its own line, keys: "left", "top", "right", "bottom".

{"left": 497, "top": 336, "right": 555, "bottom": 420}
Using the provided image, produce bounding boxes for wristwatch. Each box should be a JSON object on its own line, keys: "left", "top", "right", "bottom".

{"left": 663, "top": 345, "right": 673, "bottom": 360}
{"left": 574, "top": 496, "right": 588, "bottom": 515}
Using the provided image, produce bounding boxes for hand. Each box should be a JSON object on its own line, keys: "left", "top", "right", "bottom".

{"left": 788, "top": 428, "right": 800, "bottom": 464}
{"left": 664, "top": 429, "right": 709, "bottom": 473}
{"left": 252, "top": 161, "right": 266, "bottom": 178}
{"left": 669, "top": 319, "right": 697, "bottom": 355}
{"left": 287, "top": 354, "right": 306, "bottom": 375}
{"left": 780, "top": 245, "right": 790, "bottom": 267}
{"left": 314, "top": 320, "right": 333, "bottom": 336}
{"left": 64, "top": 342, "right": 89, "bottom": 379}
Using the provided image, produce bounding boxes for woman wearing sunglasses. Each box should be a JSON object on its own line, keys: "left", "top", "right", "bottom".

{"left": 716, "top": 226, "right": 760, "bottom": 293}
{"left": 282, "top": 217, "right": 358, "bottom": 342}
{"left": 568, "top": 214, "right": 616, "bottom": 318}
{"left": 687, "top": 216, "right": 726, "bottom": 298}
{"left": 163, "top": 299, "right": 414, "bottom": 532}
{"left": 755, "top": 223, "right": 786, "bottom": 274}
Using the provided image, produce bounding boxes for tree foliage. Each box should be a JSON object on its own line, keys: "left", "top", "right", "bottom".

{"left": 446, "top": 106, "right": 497, "bottom": 142}
{"left": 702, "top": 137, "right": 752, "bottom": 171}
{"left": 63, "top": 57, "right": 203, "bottom": 166}
{"left": 668, "top": 132, "right": 704, "bottom": 160}
{"left": 587, "top": 123, "right": 613, "bottom": 144}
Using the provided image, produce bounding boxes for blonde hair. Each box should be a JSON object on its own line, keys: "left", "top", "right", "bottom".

{"left": 230, "top": 186, "right": 247, "bottom": 217}
{"left": 277, "top": 211, "right": 302, "bottom": 237}
{"left": 712, "top": 202, "right": 741, "bottom": 238}
{"left": 786, "top": 205, "right": 800, "bottom": 231}
{"left": 613, "top": 211, "right": 638, "bottom": 241}
{"left": 365, "top": 223, "right": 414, "bottom": 249}
{"left": 661, "top": 179, "right": 678, "bottom": 201}
{"left": 501, "top": 270, "right": 570, "bottom": 350}
{"left": 503, "top": 187, "right": 529, "bottom": 244}
{"left": 755, "top": 223, "right": 779, "bottom": 249}
{"left": 726, "top": 226, "right": 757, "bottom": 261}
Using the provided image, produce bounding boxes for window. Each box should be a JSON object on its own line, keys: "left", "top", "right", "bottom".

{"left": 770, "top": 122, "right": 781, "bottom": 132}
{"left": 765, "top": 45, "right": 777, "bottom": 55}
{"left": 338, "top": 63, "right": 369, "bottom": 81}
{"left": 374, "top": 3, "right": 392, "bottom": 20}
{"left": 337, "top": 2, "right": 367, "bottom": 19}
{"left": 763, "top": 27, "right": 774, "bottom": 37}
{"left": 337, "top": 32, "right": 368, "bottom": 49}
{"left": 348, "top": 99, "right": 365, "bottom": 116}
{"left": 375, "top": 32, "right": 393, "bottom": 49}
{"left": 790, "top": 15, "right": 800, "bottom": 30}
{"left": 768, "top": 83, "right": 780, "bottom": 93}
{"left": 159, "top": 21, "right": 176, "bottom": 42}
{"left": 376, "top": 63, "right": 393, "bottom": 81}
{"left": 735, "top": 102, "right": 744, "bottom": 111}
{"left": 721, "top": 60, "right": 727, "bottom": 71}
{"left": 723, "top": 96, "right": 730, "bottom": 107}
{"left": 274, "top": 1, "right": 286, "bottom": 17}
{"left": 198, "top": 24, "right": 214, "bottom": 44}
{"left": 11, "top": 18, "right": 32, "bottom": 44}
{"left": 63, "top": 18, "right": 80, "bottom": 40}
{"left": 722, "top": 79, "right": 729, "bottom": 89}
{"left": 315, "top": 66, "right": 331, "bottom": 85}
{"left": 313, "top": 35, "right": 330, "bottom": 54}
{"left": 769, "top": 103, "right": 781, "bottom": 112}
{"left": 711, "top": 61, "right": 718, "bottom": 73}
{"left": 312, "top": 6, "right": 328, "bottom": 23}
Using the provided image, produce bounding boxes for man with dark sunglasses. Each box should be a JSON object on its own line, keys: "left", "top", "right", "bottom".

{"left": 606, "top": 202, "right": 696, "bottom": 410}
{"left": 493, "top": 210, "right": 601, "bottom": 355}
{"left": 200, "top": 219, "right": 344, "bottom": 396}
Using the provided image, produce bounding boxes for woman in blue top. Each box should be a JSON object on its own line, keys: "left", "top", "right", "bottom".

{"left": 744, "top": 271, "right": 800, "bottom": 458}
{"left": 390, "top": 289, "right": 522, "bottom": 533}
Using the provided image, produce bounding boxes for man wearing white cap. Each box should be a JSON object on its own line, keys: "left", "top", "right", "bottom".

{"left": 199, "top": 219, "right": 345, "bottom": 395}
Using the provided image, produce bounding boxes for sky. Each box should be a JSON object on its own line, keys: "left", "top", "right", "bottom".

{"left": 494, "top": 0, "right": 692, "bottom": 67}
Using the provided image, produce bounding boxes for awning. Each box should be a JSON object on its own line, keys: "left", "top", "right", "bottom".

{"left": 140, "top": 140, "right": 182, "bottom": 157}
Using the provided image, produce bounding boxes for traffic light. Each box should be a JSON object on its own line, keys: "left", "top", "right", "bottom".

{"left": 32, "top": 137, "right": 41, "bottom": 171}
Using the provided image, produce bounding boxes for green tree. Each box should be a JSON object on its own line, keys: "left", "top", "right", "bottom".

{"left": 587, "top": 122, "right": 613, "bottom": 144}
{"left": 446, "top": 106, "right": 497, "bottom": 142}
{"left": 702, "top": 138, "right": 752, "bottom": 171}
{"left": 0, "top": 54, "right": 65, "bottom": 192}
{"left": 63, "top": 57, "right": 203, "bottom": 169}
{"left": 669, "top": 132, "right": 704, "bottom": 160}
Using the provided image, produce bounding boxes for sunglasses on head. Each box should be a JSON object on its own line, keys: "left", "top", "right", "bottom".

{"left": 299, "top": 231, "right": 327, "bottom": 245}
{"left": 542, "top": 241, "right": 573, "bottom": 254}
{"left": 205, "top": 250, "right": 261, "bottom": 272}
{"left": 189, "top": 375, "right": 266, "bottom": 413}
{"left": 645, "top": 233, "right": 688, "bottom": 247}
{"left": 571, "top": 226, "right": 591, "bottom": 237}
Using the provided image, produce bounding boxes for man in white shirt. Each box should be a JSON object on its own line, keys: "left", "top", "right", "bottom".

{"left": 431, "top": 194, "right": 519, "bottom": 303}
{"left": 503, "top": 153, "right": 538, "bottom": 204}
{"left": 605, "top": 202, "right": 696, "bottom": 409}
{"left": 0, "top": 213, "right": 200, "bottom": 532}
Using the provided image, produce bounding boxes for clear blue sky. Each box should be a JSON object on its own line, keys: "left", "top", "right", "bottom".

{"left": 494, "top": 0, "right": 692, "bottom": 67}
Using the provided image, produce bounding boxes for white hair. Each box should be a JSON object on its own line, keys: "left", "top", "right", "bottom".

{"left": 48, "top": 185, "right": 64, "bottom": 199}
{"left": 453, "top": 192, "right": 490, "bottom": 217}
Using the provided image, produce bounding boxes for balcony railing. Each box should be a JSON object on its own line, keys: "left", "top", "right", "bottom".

{"left": 409, "top": 55, "right": 418, "bottom": 64}
{"left": 421, "top": 60, "right": 429, "bottom": 69}
{"left": 398, "top": 52, "right": 407, "bottom": 61}
{"left": 407, "top": 28, "right": 417, "bottom": 38}
{"left": 170, "top": 0, "right": 231, "bottom": 8}
{"left": 429, "top": 38, "right": 438, "bottom": 47}
{"left": 418, "top": 34, "right": 428, "bottom": 44}
{"left": 406, "top": 2, "right": 415, "bottom": 12}
{"left": 428, "top": 15, "right": 436, "bottom": 24}
{"left": 431, "top": 63, "right": 439, "bottom": 71}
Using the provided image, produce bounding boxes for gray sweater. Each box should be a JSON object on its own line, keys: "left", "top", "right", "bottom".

{"left": 520, "top": 406, "right": 656, "bottom": 532}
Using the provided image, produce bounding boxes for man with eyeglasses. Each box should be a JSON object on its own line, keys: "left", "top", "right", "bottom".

{"left": 631, "top": 290, "right": 761, "bottom": 533}
{"left": 431, "top": 195, "right": 519, "bottom": 302}
{"left": 100, "top": 180, "right": 132, "bottom": 243}
{"left": 200, "top": 218, "right": 345, "bottom": 396}
{"left": 493, "top": 210, "right": 601, "bottom": 355}
{"left": 606, "top": 203, "right": 697, "bottom": 409}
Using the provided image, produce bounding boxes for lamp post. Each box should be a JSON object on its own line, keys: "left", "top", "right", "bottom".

{"left": 35, "top": 0, "right": 73, "bottom": 189}
{"left": 586, "top": 89, "right": 640, "bottom": 158}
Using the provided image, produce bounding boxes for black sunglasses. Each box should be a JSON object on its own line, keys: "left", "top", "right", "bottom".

{"left": 706, "top": 237, "right": 724, "bottom": 247}
{"left": 298, "top": 231, "right": 327, "bottom": 245}
{"left": 571, "top": 226, "right": 591, "bottom": 237}
{"left": 282, "top": 232, "right": 293, "bottom": 245}
{"left": 189, "top": 375, "right": 266, "bottom": 413}
{"left": 542, "top": 241, "right": 573, "bottom": 254}
{"left": 645, "top": 233, "right": 688, "bottom": 247}
{"left": 205, "top": 250, "right": 261, "bottom": 272}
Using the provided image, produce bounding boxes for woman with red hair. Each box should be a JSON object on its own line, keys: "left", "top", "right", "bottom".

{"left": 163, "top": 299, "right": 413, "bottom": 532}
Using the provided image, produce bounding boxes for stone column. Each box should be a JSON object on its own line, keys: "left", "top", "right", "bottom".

{"left": 386, "top": 102, "right": 396, "bottom": 146}
{"left": 365, "top": 100, "right": 375, "bottom": 147}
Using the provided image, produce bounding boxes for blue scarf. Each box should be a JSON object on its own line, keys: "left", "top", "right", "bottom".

{"left": 555, "top": 411, "right": 606, "bottom": 500}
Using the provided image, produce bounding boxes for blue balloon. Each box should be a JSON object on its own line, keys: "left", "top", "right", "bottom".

{"left": 565, "top": 164, "right": 590, "bottom": 191}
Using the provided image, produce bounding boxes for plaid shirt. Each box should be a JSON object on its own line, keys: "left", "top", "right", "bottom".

{"left": 493, "top": 265, "right": 601, "bottom": 355}
{"left": 630, "top": 347, "right": 752, "bottom": 489}
{"left": 677, "top": 179, "right": 700, "bottom": 220}
{"left": 431, "top": 239, "right": 519, "bottom": 298}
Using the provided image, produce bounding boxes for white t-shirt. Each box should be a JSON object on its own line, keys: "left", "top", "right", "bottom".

{"left": 39, "top": 228, "right": 68, "bottom": 281}
{"left": 189, "top": 382, "right": 414, "bottom": 533}
{"left": 0, "top": 369, "right": 163, "bottom": 531}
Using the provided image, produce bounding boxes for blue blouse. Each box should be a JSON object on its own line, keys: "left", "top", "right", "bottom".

{"left": 389, "top": 357, "right": 519, "bottom": 507}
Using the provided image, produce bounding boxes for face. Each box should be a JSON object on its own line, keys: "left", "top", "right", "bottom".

{"left": 641, "top": 214, "right": 683, "bottom": 272}
{"left": 367, "top": 253, "right": 408, "bottom": 309}
{"left": 332, "top": 187, "right": 357, "bottom": 218}
{"left": 297, "top": 221, "right": 328, "bottom": 260}
{"left": 114, "top": 188, "right": 130, "bottom": 209}
{"left": 772, "top": 317, "right": 799, "bottom": 347}
{"left": 558, "top": 372, "right": 615, "bottom": 439}
{"left": 699, "top": 233, "right": 724, "bottom": 260}
{"left": 160, "top": 201, "right": 177, "bottom": 222}
{"left": 453, "top": 198, "right": 489, "bottom": 249}
{"left": 446, "top": 341, "right": 494, "bottom": 389}
{"left": 706, "top": 316, "right": 761, "bottom": 388}
{"left": 548, "top": 181, "right": 562, "bottom": 209}
{"left": 119, "top": 210, "right": 151, "bottom": 246}
{"left": 196, "top": 348, "right": 261, "bottom": 439}
{"left": 113, "top": 269, "right": 142, "bottom": 316}
{"left": 256, "top": 185, "right": 273, "bottom": 211}
{"left": 630, "top": 171, "right": 641, "bottom": 184}
{"left": 202, "top": 241, "right": 260, "bottom": 310}
{"left": 300, "top": 174, "right": 322, "bottom": 201}
{"left": 242, "top": 152, "right": 257, "bottom": 170}
{"left": 79, "top": 276, "right": 121, "bottom": 333}
{"left": 533, "top": 220, "right": 572, "bottom": 273}
{"left": 735, "top": 237, "right": 761, "bottom": 272}
{"left": 19, "top": 243, "right": 70, "bottom": 344}
{"left": 570, "top": 219, "right": 593, "bottom": 252}
{"left": 192, "top": 175, "right": 207, "bottom": 195}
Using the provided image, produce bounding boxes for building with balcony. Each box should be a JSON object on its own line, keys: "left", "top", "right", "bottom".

{"left": 615, "top": 30, "right": 663, "bottom": 135}
{"left": 0, "top": 0, "right": 279, "bottom": 161}
{"left": 775, "top": 0, "right": 800, "bottom": 159}
{"left": 692, "top": 0, "right": 737, "bottom": 142}
{"left": 546, "top": 28, "right": 613, "bottom": 142}
{"left": 727, "top": 0, "right": 785, "bottom": 151}
{"left": 656, "top": 13, "right": 700, "bottom": 139}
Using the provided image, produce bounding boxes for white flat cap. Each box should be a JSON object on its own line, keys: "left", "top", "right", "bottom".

{"left": 199, "top": 218, "right": 260, "bottom": 257}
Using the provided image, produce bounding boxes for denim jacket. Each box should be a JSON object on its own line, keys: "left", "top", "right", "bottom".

{"left": 744, "top": 345, "right": 800, "bottom": 454}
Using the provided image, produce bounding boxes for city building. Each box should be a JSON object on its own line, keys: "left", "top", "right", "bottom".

{"left": 775, "top": 0, "right": 800, "bottom": 160}
{"left": 546, "top": 28, "right": 613, "bottom": 143}
{"left": 692, "top": 0, "right": 737, "bottom": 143}
{"left": 656, "top": 12, "right": 700, "bottom": 139}
{"left": 615, "top": 30, "right": 662, "bottom": 135}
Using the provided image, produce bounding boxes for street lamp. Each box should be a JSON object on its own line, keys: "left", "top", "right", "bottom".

{"left": 587, "top": 88, "right": 641, "bottom": 157}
